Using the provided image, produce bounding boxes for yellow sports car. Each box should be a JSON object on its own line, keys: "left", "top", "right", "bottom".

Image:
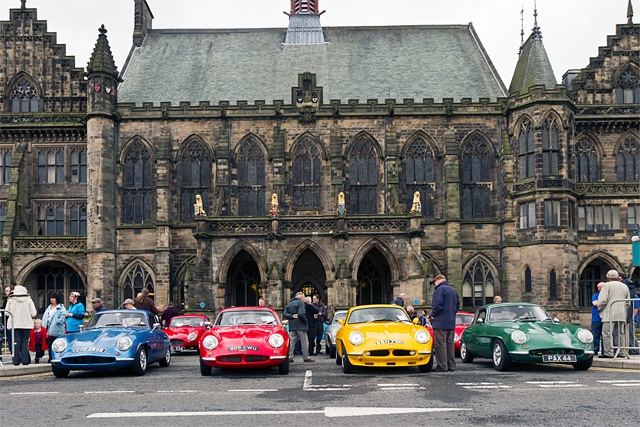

{"left": 335, "top": 304, "right": 433, "bottom": 373}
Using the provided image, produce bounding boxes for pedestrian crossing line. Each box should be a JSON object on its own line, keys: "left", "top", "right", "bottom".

{"left": 10, "top": 391, "right": 60, "bottom": 395}
{"left": 303, "top": 369, "right": 352, "bottom": 392}
{"left": 378, "top": 383, "right": 425, "bottom": 390}
{"left": 456, "top": 382, "right": 511, "bottom": 390}
{"left": 597, "top": 380, "right": 640, "bottom": 387}
{"left": 525, "top": 381, "right": 584, "bottom": 388}
{"left": 228, "top": 389, "right": 279, "bottom": 392}
{"left": 157, "top": 390, "right": 199, "bottom": 393}
{"left": 85, "top": 390, "right": 135, "bottom": 394}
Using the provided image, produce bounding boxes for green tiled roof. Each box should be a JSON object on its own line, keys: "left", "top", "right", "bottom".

{"left": 118, "top": 25, "right": 507, "bottom": 106}
{"left": 508, "top": 30, "right": 557, "bottom": 95}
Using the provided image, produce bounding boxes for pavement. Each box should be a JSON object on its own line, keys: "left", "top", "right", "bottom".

{"left": 1, "top": 352, "right": 639, "bottom": 378}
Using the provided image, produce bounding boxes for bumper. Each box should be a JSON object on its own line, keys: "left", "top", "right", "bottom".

{"left": 345, "top": 349, "right": 432, "bottom": 367}
{"left": 201, "top": 352, "right": 288, "bottom": 369}
{"left": 509, "top": 348, "right": 594, "bottom": 364}
{"left": 52, "top": 356, "right": 135, "bottom": 371}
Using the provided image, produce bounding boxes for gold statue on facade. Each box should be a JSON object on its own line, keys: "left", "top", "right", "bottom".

{"left": 194, "top": 194, "right": 207, "bottom": 216}
{"left": 337, "top": 192, "right": 346, "bottom": 215}
{"left": 270, "top": 192, "right": 279, "bottom": 216}
{"left": 409, "top": 191, "right": 421, "bottom": 213}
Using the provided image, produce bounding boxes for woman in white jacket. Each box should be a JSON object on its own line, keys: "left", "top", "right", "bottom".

{"left": 6, "top": 285, "right": 37, "bottom": 365}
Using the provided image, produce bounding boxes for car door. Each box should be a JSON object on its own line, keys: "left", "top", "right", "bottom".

{"left": 146, "top": 313, "right": 163, "bottom": 362}
{"left": 466, "top": 308, "right": 488, "bottom": 357}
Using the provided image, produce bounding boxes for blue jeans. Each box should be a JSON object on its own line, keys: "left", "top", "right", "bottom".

{"left": 591, "top": 321, "right": 602, "bottom": 355}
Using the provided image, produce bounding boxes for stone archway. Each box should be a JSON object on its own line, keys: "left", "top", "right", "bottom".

{"left": 290, "top": 249, "right": 326, "bottom": 301}
{"left": 227, "top": 249, "right": 262, "bottom": 307}
{"left": 578, "top": 258, "right": 615, "bottom": 308}
{"left": 355, "top": 248, "right": 392, "bottom": 305}
{"left": 22, "top": 261, "right": 86, "bottom": 315}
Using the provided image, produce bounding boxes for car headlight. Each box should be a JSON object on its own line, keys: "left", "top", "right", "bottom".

{"left": 117, "top": 337, "right": 132, "bottom": 351}
{"left": 269, "top": 334, "right": 284, "bottom": 348}
{"left": 454, "top": 333, "right": 460, "bottom": 343}
{"left": 349, "top": 332, "right": 364, "bottom": 346}
{"left": 187, "top": 332, "right": 197, "bottom": 341}
{"left": 415, "top": 330, "right": 430, "bottom": 344}
{"left": 511, "top": 330, "right": 528, "bottom": 345}
{"left": 202, "top": 336, "right": 219, "bottom": 350}
{"left": 52, "top": 339, "right": 67, "bottom": 353}
{"left": 577, "top": 329, "right": 593, "bottom": 344}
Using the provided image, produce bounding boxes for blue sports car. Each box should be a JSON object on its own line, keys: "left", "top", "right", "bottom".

{"left": 50, "top": 310, "right": 172, "bottom": 378}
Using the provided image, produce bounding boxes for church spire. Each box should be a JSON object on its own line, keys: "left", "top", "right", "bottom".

{"left": 628, "top": 0, "right": 634, "bottom": 24}
{"left": 531, "top": 0, "right": 542, "bottom": 40}
{"left": 87, "top": 25, "right": 118, "bottom": 78}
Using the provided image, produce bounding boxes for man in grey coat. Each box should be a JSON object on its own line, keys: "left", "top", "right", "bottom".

{"left": 283, "top": 292, "right": 315, "bottom": 363}
{"left": 595, "top": 270, "right": 630, "bottom": 358}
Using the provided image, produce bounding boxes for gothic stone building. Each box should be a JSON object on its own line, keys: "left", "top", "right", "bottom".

{"left": 1, "top": 0, "right": 638, "bottom": 325}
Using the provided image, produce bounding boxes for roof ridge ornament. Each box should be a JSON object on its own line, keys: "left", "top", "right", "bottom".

{"left": 531, "top": 0, "right": 542, "bottom": 41}
{"left": 628, "top": 0, "right": 634, "bottom": 24}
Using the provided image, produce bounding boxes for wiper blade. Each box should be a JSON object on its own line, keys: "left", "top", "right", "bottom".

{"left": 514, "top": 316, "right": 538, "bottom": 322}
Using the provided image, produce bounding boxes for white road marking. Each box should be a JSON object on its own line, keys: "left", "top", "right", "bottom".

{"left": 608, "top": 383, "right": 640, "bottom": 387}
{"left": 10, "top": 392, "right": 60, "bottom": 395}
{"left": 84, "top": 390, "right": 135, "bottom": 394}
{"left": 378, "top": 383, "right": 425, "bottom": 390}
{"left": 303, "top": 369, "right": 351, "bottom": 391}
{"left": 597, "top": 380, "right": 640, "bottom": 383}
{"left": 456, "top": 382, "right": 511, "bottom": 390}
{"left": 87, "top": 407, "right": 471, "bottom": 419}
{"left": 227, "top": 389, "right": 278, "bottom": 392}
{"left": 526, "top": 381, "right": 576, "bottom": 384}
{"left": 377, "top": 383, "right": 420, "bottom": 386}
{"left": 157, "top": 390, "right": 199, "bottom": 393}
{"left": 525, "top": 381, "right": 584, "bottom": 388}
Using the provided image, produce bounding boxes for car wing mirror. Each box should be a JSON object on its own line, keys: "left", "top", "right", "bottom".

{"left": 152, "top": 322, "right": 161, "bottom": 330}
{"left": 553, "top": 318, "right": 559, "bottom": 323}
{"left": 337, "top": 319, "right": 344, "bottom": 326}
{"left": 203, "top": 321, "right": 212, "bottom": 330}
{"left": 79, "top": 325, "right": 85, "bottom": 332}
{"left": 476, "top": 318, "right": 484, "bottom": 324}
{"left": 412, "top": 318, "right": 419, "bottom": 325}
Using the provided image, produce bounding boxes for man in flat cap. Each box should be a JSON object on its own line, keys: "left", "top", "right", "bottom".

{"left": 595, "top": 270, "right": 630, "bottom": 358}
{"left": 91, "top": 298, "right": 107, "bottom": 313}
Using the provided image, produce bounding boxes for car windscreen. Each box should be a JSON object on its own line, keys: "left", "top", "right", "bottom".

{"left": 170, "top": 316, "right": 205, "bottom": 327}
{"left": 332, "top": 312, "right": 347, "bottom": 324}
{"left": 456, "top": 314, "right": 474, "bottom": 325}
{"left": 488, "top": 305, "right": 551, "bottom": 322}
{"left": 347, "top": 307, "right": 410, "bottom": 324}
{"left": 216, "top": 310, "right": 278, "bottom": 326}
{"left": 88, "top": 312, "right": 148, "bottom": 328}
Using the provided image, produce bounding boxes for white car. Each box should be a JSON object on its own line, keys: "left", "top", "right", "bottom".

{"left": 323, "top": 310, "right": 347, "bottom": 358}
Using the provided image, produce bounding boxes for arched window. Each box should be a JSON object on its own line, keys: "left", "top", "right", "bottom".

{"left": 615, "top": 67, "right": 640, "bottom": 104}
{"left": 524, "top": 267, "right": 532, "bottom": 293}
{"left": 122, "top": 263, "right": 154, "bottom": 301}
{"left": 236, "top": 138, "right": 266, "bottom": 216}
{"left": 180, "top": 141, "right": 211, "bottom": 222}
{"left": 461, "top": 136, "right": 491, "bottom": 219}
{"left": 123, "top": 141, "right": 153, "bottom": 224}
{"left": 542, "top": 118, "right": 559, "bottom": 176}
{"left": 348, "top": 136, "right": 378, "bottom": 214}
{"left": 549, "top": 270, "right": 557, "bottom": 299}
{"left": 518, "top": 121, "right": 535, "bottom": 179}
{"left": 404, "top": 137, "right": 435, "bottom": 218}
{"left": 575, "top": 138, "right": 599, "bottom": 182}
{"left": 616, "top": 136, "right": 639, "bottom": 181}
{"left": 292, "top": 137, "right": 322, "bottom": 209}
{"left": 10, "top": 78, "right": 39, "bottom": 113}
{"left": 462, "top": 258, "right": 495, "bottom": 307}
{"left": 0, "top": 150, "right": 12, "bottom": 185}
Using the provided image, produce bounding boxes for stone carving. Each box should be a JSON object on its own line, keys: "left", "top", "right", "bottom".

{"left": 409, "top": 191, "right": 422, "bottom": 213}
{"left": 337, "top": 192, "right": 345, "bottom": 215}
{"left": 194, "top": 194, "right": 207, "bottom": 216}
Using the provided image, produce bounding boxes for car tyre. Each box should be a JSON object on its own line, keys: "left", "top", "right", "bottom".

{"left": 418, "top": 354, "right": 434, "bottom": 373}
{"left": 199, "top": 357, "right": 212, "bottom": 376}
{"left": 492, "top": 340, "right": 511, "bottom": 371}
{"left": 335, "top": 342, "right": 342, "bottom": 365}
{"left": 52, "top": 365, "right": 70, "bottom": 378}
{"left": 327, "top": 338, "right": 336, "bottom": 359}
{"left": 278, "top": 357, "right": 290, "bottom": 375}
{"left": 572, "top": 356, "right": 593, "bottom": 371}
{"left": 342, "top": 345, "right": 354, "bottom": 374}
{"left": 460, "top": 341, "right": 474, "bottom": 363}
{"left": 132, "top": 346, "right": 148, "bottom": 376}
{"left": 159, "top": 347, "right": 171, "bottom": 367}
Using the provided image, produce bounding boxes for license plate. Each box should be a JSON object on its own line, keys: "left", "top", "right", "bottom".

{"left": 173, "top": 346, "right": 184, "bottom": 352}
{"left": 542, "top": 354, "right": 576, "bottom": 363}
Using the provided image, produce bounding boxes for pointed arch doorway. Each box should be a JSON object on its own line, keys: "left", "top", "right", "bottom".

{"left": 22, "top": 261, "right": 86, "bottom": 315}
{"left": 291, "top": 249, "right": 326, "bottom": 301}
{"left": 356, "top": 248, "right": 392, "bottom": 305}
{"left": 227, "top": 250, "right": 262, "bottom": 307}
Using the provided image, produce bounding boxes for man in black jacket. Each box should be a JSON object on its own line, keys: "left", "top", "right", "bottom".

{"left": 283, "top": 292, "right": 315, "bottom": 363}
{"left": 304, "top": 296, "right": 319, "bottom": 356}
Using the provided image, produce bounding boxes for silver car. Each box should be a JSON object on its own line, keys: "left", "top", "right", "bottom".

{"left": 323, "top": 310, "right": 347, "bottom": 358}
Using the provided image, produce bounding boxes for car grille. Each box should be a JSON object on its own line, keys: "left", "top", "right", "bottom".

{"left": 171, "top": 339, "right": 185, "bottom": 346}
{"left": 529, "top": 349, "right": 578, "bottom": 356}
{"left": 218, "top": 355, "right": 269, "bottom": 363}
{"left": 63, "top": 356, "right": 116, "bottom": 364}
{"left": 368, "top": 350, "right": 390, "bottom": 357}
{"left": 392, "top": 350, "right": 412, "bottom": 357}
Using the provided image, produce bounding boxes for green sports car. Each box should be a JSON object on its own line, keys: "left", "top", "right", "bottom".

{"left": 460, "top": 303, "right": 594, "bottom": 371}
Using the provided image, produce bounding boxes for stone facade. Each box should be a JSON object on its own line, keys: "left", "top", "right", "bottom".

{"left": 0, "top": 1, "right": 638, "bottom": 327}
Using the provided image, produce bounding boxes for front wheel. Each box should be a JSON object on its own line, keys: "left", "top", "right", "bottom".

{"left": 200, "top": 357, "right": 212, "bottom": 376}
{"left": 418, "top": 354, "right": 434, "bottom": 373}
{"left": 132, "top": 347, "right": 148, "bottom": 376}
{"left": 335, "top": 342, "right": 342, "bottom": 365}
{"left": 342, "top": 345, "right": 354, "bottom": 374}
{"left": 52, "top": 365, "right": 70, "bottom": 378}
{"left": 492, "top": 340, "right": 511, "bottom": 371}
{"left": 159, "top": 347, "right": 171, "bottom": 367}
{"left": 572, "top": 357, "right": 593, "bottom": 371}
{"left": 278, "top": 357, "right": 290, "bottom": 375}
{"left": 460, "top": 341, "right": 474, "bottom": 363}
{"left": 327, "top": 338, "right": 336, "bottom": 358}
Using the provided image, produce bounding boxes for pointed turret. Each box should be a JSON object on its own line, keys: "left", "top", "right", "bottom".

{"left": 628, "top": 0, "right": 634, "bottom": 24}
{"left": 284, "top": 0, "right": 326, "bottom": 45}
{"left": 86, "top": 25, "right": 121, "bottom": 115}
{"left": 508, "top": 8, "right": 556, "bottom": 95}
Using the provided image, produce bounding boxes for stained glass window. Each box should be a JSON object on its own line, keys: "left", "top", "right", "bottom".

{"left": 461, "top": 136, "right": 491, "bottom": 219}
{"left": 181, "top": 141, "right": 211, "bottom": 222}
{"left": 404, "top": 137, "right": 435, "bottom": 218}
{"left": 122, "top": 264, "right": 154, "bottom": 301}
{"left": 123, "top": 141, "right": 153, "bottom": 224}
{"left": 237, "top": 138, "right": 266, "bottom": 216}
{"left": 615, "top": 136, "right": 639, "bottom": 181}
{"left": 292, "top": 138, "right": 322, "bottom": 209}
{"left": 348, "top": 136, "right": 378, "bottom": 214}
{"left": 575, "top": 138, "right": 599, "bottom": 182}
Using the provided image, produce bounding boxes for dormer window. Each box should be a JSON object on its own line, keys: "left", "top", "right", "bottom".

{"left": 10, "top": 78, "right": 39, "bottom": 113}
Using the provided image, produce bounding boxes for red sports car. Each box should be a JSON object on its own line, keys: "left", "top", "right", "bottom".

{"left": 199, "top": 307, "right": 290, "bottom": 375}
{"left": 454, "top": 311, "right": 474, "bottom": 354}
{"left": 163, "top": 314, "right": 210, "bottom": 352}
